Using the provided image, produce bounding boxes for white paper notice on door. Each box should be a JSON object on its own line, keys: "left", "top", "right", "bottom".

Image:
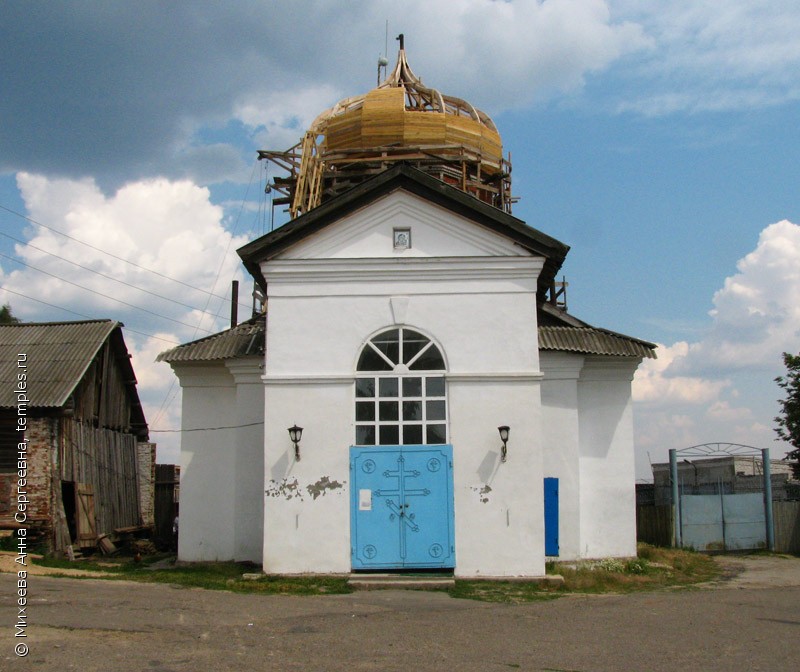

{"left": 359, "top": 489, "right": 372, "bottom": 511}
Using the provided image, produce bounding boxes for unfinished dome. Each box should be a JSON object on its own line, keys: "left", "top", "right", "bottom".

{"left": 260, "top": 35, "right": 513, "bottom": 218}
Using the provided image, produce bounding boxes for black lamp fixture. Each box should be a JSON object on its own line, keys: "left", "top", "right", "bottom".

{"left": 498, "top": 425, "right": 510, "bottom": 462}
{"left": 288, "top": 425, "right": 303, "bottom": 461}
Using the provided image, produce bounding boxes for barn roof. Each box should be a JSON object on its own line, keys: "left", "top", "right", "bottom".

{"left": 0, "top": 320, "right": 148, "bottom": 436}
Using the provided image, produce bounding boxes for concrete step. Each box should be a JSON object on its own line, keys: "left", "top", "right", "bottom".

{"left": 348, "top": 573, "right": 455, "bottom": 590}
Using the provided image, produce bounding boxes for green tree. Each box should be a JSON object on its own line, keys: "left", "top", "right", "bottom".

{"left": 775, "top": 352, "right": 800, "bottom": 478}
{"left": 0, "top": 303, "right": 20, "bottom": 324}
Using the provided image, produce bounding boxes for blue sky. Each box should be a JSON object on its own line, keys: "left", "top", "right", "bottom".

{"left": 1, "top": 1, "right": 798, "bottom": 475}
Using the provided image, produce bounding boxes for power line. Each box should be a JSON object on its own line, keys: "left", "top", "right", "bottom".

{"left": 0, "top": 202, "right": 243, "bottom": 304}
{"left": 0, "top": 251, "right": 216, "bottom": 333}
{"left": 0, "top": 229, "right": 250, "bottom": 315}
{"left": 152, "top": 159, "right": 262, "bottom": 428}
{"left": 0, "top": 286, "right": 181, "bottom": 345}
{"left": 149, "top": 421, "right": 265, "bottom": 433}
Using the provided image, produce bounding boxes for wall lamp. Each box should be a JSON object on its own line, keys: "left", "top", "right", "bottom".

{"left": 498, "top": 425, "right": 510, "bottom": 462}
{"left": 288, "top": 425, "right": 303, "bottom": 461}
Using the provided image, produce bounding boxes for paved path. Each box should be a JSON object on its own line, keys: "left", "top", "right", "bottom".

{"left": 2, "top": 555, "right": 799, "bottom": 671}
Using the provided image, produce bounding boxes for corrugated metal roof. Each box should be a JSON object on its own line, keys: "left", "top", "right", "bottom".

{"left": 0, "top": 320, "right": 118, "bottom": 408}
{"left": 538, "top": 326, "right": 656, "bottom": 359}
{"left": 157, "top": 317, "right": 265, "bottom": 363}
{"left": 159, "top": 318, "right": 652, "bottom": 366}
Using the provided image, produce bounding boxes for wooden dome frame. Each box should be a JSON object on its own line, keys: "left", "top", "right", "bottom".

{"left": 259, "top": 36, "right": 514, "bottom": 218}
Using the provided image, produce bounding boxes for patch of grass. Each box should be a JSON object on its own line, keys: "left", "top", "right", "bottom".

{"left": 449, "top": 544, "right": 721, "bottom": 603}
{"left": 547, "top": 544, "right": 720, "bottom": 594}
{"left": 448, "top": 580, "right": 563, "bottom": 603}
{"left": 32, "top": 555, "right": 352, "bottom": 595}
{"left": 32, "top": 543, "right": 720, "bottom": 601}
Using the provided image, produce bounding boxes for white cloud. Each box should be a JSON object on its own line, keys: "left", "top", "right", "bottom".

{"left": 235, "top": 84, "right": 343, "bottom": 149}
{"left": 612, "top": 1, "right": 800, "bottom": 113}
{"left": 676, "top": 220, "right": 800, "bottom": 373}
{"left": 633, "top": 341, "right": 730, "bottom": 404}
{"left": 0, "top": 173, "right": 253, "bottom": 463}
{"left": 383, "top": 0, "right": 651, "bottom": 111}
{"left": 632, "top": 219, "right": 800, "bottom": 478}
{"left": 0, "top": 1, "right": 652, "bottom": 186}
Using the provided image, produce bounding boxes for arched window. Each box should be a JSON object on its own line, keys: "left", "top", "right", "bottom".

{"left": 355, "top": 328, "right": 447, "bottom": 446}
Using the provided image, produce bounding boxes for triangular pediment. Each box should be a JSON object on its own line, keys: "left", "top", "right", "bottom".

{"left": 238, "top": 164, "right": 569, "bottom": 291}
{"left": 276, "top": 190, "right": 526, "bottom": 260}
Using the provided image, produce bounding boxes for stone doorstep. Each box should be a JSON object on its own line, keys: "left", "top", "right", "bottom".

{"left": 465, "top": 574, "right": 565, "bottom": 586}
{"left": 240, "top": 572, "right": 564, "bottom": 590}
{"left": 347, "top": 573, "right": 565, "bottom": 590}
{"left": 348, "top": 574, "right": 455, "bottom": 590}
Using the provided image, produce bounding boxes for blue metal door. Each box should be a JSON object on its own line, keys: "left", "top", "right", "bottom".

{"left": 544, "top": 477, "right": 559, "bottom": 556}
{"left": 350, "top": 445, "right": 454, "bottom": 570}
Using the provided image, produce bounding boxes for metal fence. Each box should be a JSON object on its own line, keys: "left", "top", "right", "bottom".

{"left": 636, "top": 500, "right": 800, "bottom": 554}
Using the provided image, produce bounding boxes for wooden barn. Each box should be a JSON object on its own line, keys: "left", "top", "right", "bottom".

{"left": 0, "top": 320, "right": 153, "bottom": 552}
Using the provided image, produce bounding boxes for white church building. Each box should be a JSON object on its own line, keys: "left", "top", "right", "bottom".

{"left": 158, "top": 42, "right": 655, "bottom": 578}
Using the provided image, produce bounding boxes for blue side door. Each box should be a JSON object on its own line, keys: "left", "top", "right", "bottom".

{"left": 350, "top": 445, "right": 454, "bottom": 570}
{"left": 544, "top": 477, "right": 559, "bottom": 557}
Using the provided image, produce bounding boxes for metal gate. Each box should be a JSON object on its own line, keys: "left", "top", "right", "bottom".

{"left": 681, "top": 493, "right": 766, "bottom": 551}
{"left": 350, "top": 445, "right": 454, "bottom": 570}
{"left": 668, "top": 444, "right": 775, "bottom": 551}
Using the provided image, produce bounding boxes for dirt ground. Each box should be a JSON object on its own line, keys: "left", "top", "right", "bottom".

{"left": 0, "top": 551, "right": 110, "bottom": 577}
{"left": 3, "top": 549, "right": 799, "bottom": 586}
{"left": 710, "top": 552, "right": 800, "bottom": 588}
{"left": 2, "top": 553, "right": 799, "bottom": 672}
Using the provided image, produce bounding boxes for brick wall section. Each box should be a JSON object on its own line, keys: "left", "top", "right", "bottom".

{"left": 137, "top": 442, "right": 156, "bottom": 527}
{"left": 0, "top": 416, "right": 56, "bottom": 542}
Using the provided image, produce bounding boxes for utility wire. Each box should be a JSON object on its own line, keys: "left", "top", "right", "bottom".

{"left": 0, "top": 252, "right": 215, "bottom": 333}
{"left": 0, "top": 202, "right": 242, "bottom": 304}
{"left": 149, "top": 421, "right": 265, "bottom": 433}
{"left": 0, "top": 229, "right": 250, "bottom": 315}
{"left": 151, "top": 159, "right": 262, "bottom": 427}
{"left": 0, "top": 286, "right": 181, "bottom": 345}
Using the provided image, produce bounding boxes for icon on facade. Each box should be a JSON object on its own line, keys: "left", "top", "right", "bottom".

{"left": 393, "top": 228, "right": 411, "bottom": 250}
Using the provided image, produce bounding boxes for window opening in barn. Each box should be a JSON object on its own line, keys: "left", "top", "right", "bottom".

{"left": 0, "top": 410, "right": 19, "bottom": 472}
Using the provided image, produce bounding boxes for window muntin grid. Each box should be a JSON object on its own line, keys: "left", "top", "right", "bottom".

{"left": 355, "top": 329, "right": 446, "bottom": 446}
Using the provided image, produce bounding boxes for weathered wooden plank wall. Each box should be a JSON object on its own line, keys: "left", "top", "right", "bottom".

{"left": 773, "top": 501, "right": 800, "bottom": 554}
{"left": 636, "top": 504, "right": 673, "bottom": 547}
{"left": 71, "top": 339, "right": 135, "bottom": 432}
{"left": 60, "top": 419, "right": 141, "bottom": 537}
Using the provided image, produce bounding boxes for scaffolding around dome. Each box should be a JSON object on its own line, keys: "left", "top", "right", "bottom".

{"left": 259, "top": 36, "right": 515, "bottom": 219}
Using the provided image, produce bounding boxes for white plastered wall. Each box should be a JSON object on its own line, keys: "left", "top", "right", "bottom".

{"left": 577, "top": 357, "right": 641, "bottom": 559}
{"left": 174, "top": 363, "right": 236, "bottom": 561}
{"left": 228, "top": 358, "right": 266, "bottom": 563}
{"left": 173, "top": 358, "right": 264, "bottom": 562}
{"left": 260, "top": 191, "right": 547, "bottom": 576}
{"left": 540, "top": 352, "right": 584, "bottom": 560}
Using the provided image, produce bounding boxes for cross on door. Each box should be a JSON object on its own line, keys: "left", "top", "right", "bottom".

{"left": 374, "top": 454, "right": 430, "bottom": 559}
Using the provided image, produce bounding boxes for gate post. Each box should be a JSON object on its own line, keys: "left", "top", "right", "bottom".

{"left": 669, "top": 449, "right": 681, "bottom": 547}
{"left": 762, "top": 448, "right": 774, "bottom": 551}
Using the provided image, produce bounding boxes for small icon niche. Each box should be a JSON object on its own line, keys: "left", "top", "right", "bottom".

{"left": 393, "top": 228, "right": 411, "bottom": 250}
